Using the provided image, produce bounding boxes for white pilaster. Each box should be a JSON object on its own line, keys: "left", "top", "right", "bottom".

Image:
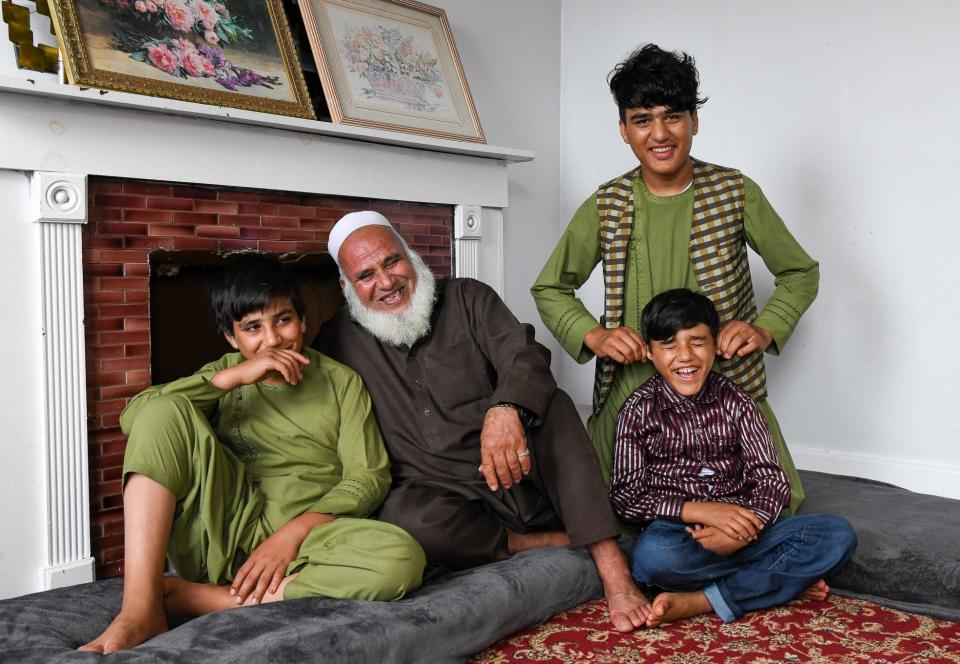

{"left": 454, "top": 204, "right": 482, "bottom": 280}
{"left": 31, "top": 171, "right": 95, "bottom": 589}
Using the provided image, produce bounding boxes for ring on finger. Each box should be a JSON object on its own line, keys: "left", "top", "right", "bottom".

{"left": 517, "top": 449, "right": 531, "bottom": 458}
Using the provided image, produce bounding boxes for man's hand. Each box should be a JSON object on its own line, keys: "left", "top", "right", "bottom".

{"left": 716, "top": 321, "right": 772, "bottom": 360}
{"left": 685, "top": 524, "right": 748, "bottom": 556}
{"left": 584, "top": 326, "right": 648, "bottom": 365}
{"left": 230, "top": 512, "right": 333, "bottom": 605}
{"left": 681, "top": 501, "right": 764, "bottom": 542}
{"left": 479, "top": 407, "right": 530, "bottom": 491}
{"left": 211, "top": 349, "right": 310, "bottom": 391}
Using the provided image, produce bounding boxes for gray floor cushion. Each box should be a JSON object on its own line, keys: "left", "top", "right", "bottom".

{"left": 1, "top": 469, "right": 957, "bottom": 663}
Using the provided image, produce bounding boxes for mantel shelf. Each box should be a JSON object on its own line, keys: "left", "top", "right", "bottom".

{"left": 0, "top": 74, "right": 534, "bottom": 163}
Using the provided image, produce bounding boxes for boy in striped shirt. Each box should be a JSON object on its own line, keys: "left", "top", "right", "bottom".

{"left": 610, "top": 288, "right": 856, "bottom": 626}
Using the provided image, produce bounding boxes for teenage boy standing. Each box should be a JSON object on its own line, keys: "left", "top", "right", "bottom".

{"left": 531, "top": 44, "right": 818, "bottom": 512}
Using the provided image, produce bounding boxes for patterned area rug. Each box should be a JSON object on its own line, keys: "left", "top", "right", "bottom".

{"left": 468, "top": 595, "right": 960, "bottom": 663}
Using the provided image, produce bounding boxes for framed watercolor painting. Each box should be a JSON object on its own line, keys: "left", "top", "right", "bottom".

{"left": 298, "top": 0, "right": 484, "bottom": 142}
{"left": 48, "top": 0, "right": 315, "bottom": 118}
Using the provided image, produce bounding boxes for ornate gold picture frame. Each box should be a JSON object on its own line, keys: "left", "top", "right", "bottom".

{"left": 299, "top": 0, "right": 484, "bottom": 142}
{"left": 48, "top": 0, "right": 315, "bottom": 119}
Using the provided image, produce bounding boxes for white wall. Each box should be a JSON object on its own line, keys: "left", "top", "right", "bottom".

{"left": 0, "top": 170, "right": 47, "bottom": 598}
{"left": 439, "top": 1, "right": 563, "bottom": 335}
{"left": 558, "top": 0, "right": 960, "bottom": 497}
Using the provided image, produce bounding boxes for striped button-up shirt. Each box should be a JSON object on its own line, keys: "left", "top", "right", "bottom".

{"left": 610, "top": 372, "right": 790, "bottom": 530}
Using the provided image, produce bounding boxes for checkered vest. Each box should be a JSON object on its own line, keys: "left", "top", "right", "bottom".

{"left": 592, "top": 158, "right": 767, "bottom": 415}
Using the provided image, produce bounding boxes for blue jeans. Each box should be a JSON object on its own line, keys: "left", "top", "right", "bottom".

{"left": 630, "top": 514, "right": 857, "bottom": 622}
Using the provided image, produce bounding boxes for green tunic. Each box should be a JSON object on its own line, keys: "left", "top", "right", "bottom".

{"left": 121, "top": 347, "right": 425, "bottom": 600}
{"left": 532, "top": 175, "right": 819, "bottom": 514}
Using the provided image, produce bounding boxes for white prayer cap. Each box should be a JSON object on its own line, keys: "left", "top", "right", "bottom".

{"left": 328, "top": 211, "right": 394, "bottom": 265}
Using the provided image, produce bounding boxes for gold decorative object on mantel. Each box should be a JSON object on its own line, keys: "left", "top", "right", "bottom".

{"left": 2, "top": 0, "right": 59, "bottom": 73}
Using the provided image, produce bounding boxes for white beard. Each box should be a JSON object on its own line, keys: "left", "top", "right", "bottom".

{"left": 342, "top": 246, "right": 436, "bottom": 347}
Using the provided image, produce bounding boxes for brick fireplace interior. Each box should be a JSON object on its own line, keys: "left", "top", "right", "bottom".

{"left": 83, "top": 177, "right": 454, "bottom": 578}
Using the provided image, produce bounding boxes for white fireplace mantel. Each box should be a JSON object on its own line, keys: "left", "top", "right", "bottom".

{"left": 1, "top": 76, "right": 530, "bottom": 590}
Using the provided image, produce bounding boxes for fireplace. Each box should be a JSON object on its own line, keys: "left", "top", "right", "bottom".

{"left": 83, "top": 176, "right": 454, "bottom": 578}
{"left": 1, "top": 76, "right": 528, "bottom": 592}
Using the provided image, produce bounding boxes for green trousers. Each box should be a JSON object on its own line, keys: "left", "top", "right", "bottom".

{"left": 122, "top": 393, "right": 425, "bottom": 601}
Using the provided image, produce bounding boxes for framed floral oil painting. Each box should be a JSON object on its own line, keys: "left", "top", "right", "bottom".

{"left": 298, "top": 0, "right": 484, "bottom": 142}
{"left": 48, "top": 0, "right": 315, "bottom": 118}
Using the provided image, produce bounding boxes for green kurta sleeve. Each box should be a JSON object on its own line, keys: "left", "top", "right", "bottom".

{"left": 307, "top": 366, "right": 391, "bottom": 518}
{"left": 119, "top": 357, "right": 230, "bottom": 435}
{"left": 531, "top": 195, "right": 603, "bottom": 364}
{"left": 742, "top": 177, "right": 820, "bottom": 355}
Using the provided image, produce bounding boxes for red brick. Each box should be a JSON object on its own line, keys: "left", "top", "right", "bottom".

{"left": 95, "top": 533, "right": 124, "bottom": 551}
{"left": 89, "top": 371, "right": 128, "bottom": 387}
{"left": 259, "top": 193, "right": 301, "bottom": 204}
{"left": 99, "top": 221, "right": 148, "bottom": 236}
{"left": 238, "top": 203, "right": 278, "bottom": 215}
{"left": 99, "top": 413, "right": 121, "bottom": 429}
{"left": 86, "top": 345, "right": 125, "bottom": 361}
{"left": 101, "top": 382, "right": 149, "bottom": 400}
{"left": 278, "top": 204, "right": 317, "bottom": 217}
{"left": 100, "top": 330, "right": 149, "bottom": 345}
{"left": 89, "top": 180, "right": 122, "bottom": 194}
{"left": 218, "top": 239, "right": 259, "bottom": 251}
{"left": 195, "top": 200, "right": 239, "bottom": 214}
{"left": 172, "top": 185, "right": 218, "bottom": 200}
{"left": 258, "top": 241, "right": 301, "bottom": 252}
{"left": 172, "top": 211, "right": 219, "bottom": 225}
{"left": 172, "top": 237, "right": 221, "bottom": 251}
{"left": 85, "top": 263, "right": 124, "bottom": 277}
{"left": 146, "top": 196, "right": 194, "bottom": 211}
{"left": 100, "top": 543, "right": 124, "bottom": 560}
{"left": 94, "top": 193, "right": 146, "bottom": 209}
{"left": 89, "top": 207, "right": 125, "bottom": 223}
{"left": 99, "top": 249, "right": 149, "bottom": 264}
{"left": 97, "top": 561, "right": 124, "bottom": 578}
{"left": 87, "top": 289, "right": 127, "bottom": 305}
{"left": 126, "top": 369, "right": 151, "bottom": 383}
{"left": 102, "top": 514, "right": 124, "bottom": 534}
{"left": 125, "top": 343, "right": 150, "bottom": 357}
{"left": 125, "top": 236, "right": 174, "bottom": 250}
{"left": 87, "top": 317, "right": 124, "bottom": 332}
{"left": 261, "top": 216, "right": 299, "bottom": 228}
{"left": 101, "top": 438, "right": 127, "bottom": 456}
{"left": 302, "top": 196, "right": 348, "bottom": 207}
{"left": 124, "top": 209, "right": 174, "bottom": 224}
{"left": 197, "top": 225, "right": 241, "bottom": 238}
{"left": 413, "top": 234, "right": 446, "bottom": 247}
{"left": 91, "top": 398, "right": 127, "bottom": 416}
{"left": 101, "top": 357, "right": 149, "bottom": 372}
{"left": 124, "top": 317, "right": 150, "bottom": 331}
{"left": 241, "top": 227, "right": 281, "bottom": 240}
{"left": 89, "top": 429, "right": 126, "bottom": 445}
{"left": 123, "top": 182, "right": 173, "bottom": 196}
{"left": 85, "top": 234, "right": 125, "bottom": 248}
{"left": 218, "top": 190, "right": 261, "bottom": 203}
{"left": 148, "top": 224, "right": 194, "bottom": 237}
{"left": 125, "top": 290, "right": 149, "bottom": 304}
{"left": 124, "top": 263, "right": 149, "bottom": 277}
{"left": 299, "top": 218, "right": 334, "bottom": 231}
{"left": 294, "top": 241, "right": 328, "bottom": 253}
{"left": 100, "top": 277, "right": 149, "bottom": 291}
{"left": 98, "top": 303, "right": 148, "bottom": 318}
{"left": 280, "top": 230, "right": 315, "bottom": 241}
{"left": 220, "top": 214, "right": 261, "bottom": 227}
{"left": 91, "top": 452, "right": 125, "bottom": 471}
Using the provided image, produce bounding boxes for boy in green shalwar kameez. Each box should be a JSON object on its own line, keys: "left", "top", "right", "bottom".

{"left": 81, "top": 255, "right": 425, "bottom": 654}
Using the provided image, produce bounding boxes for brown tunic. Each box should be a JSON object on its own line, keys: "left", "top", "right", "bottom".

{"left": 315, "top": 278, "right": 619, "bottom": 568}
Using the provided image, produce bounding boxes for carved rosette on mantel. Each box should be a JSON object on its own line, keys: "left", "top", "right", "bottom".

{"left": 31, "top": 170, "right": 96, "bottom": 589}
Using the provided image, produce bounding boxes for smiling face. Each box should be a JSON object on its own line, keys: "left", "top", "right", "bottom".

{"left": 338, "top": 225, "right": 418, "bottom": 315}
{"left": 619, "top": 106, "right": 698, "bottom": 193}
{"left": 648, "top": 323, "right": 716, "bottom": 398}
{"left": 225, "top": 297, "right": 305, "bottom": 360}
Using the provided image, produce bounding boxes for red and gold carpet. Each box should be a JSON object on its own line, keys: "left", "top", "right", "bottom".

{"left": 468, "top": 595, "right": 960, "bottom": 663}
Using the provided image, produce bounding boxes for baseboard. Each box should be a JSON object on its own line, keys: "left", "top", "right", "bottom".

{"left": 792, "top": 444, "right": 960, "bottom": 501}
{"left": 42, "top": 557, "right": 95, "bottom": 590}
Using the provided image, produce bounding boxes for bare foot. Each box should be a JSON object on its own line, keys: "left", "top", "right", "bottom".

{"left": 646, "top": 591, "right": 712, "bottom": 628}
{"left": 78, "top": 602, "right": 168, "bottom": 653}
{"left": 606, "top": 586, "right": 652, "bottom": 632}
{"left": 799, "top": 579, "right": 830, "bottom": 601}
{"left": 506, "top": 529, "right": 571, "bottom": 554}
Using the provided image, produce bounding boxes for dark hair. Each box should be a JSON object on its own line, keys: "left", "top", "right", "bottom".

{"left": 608, "top": 44, "right": 707, "bottom": 120}
{"left": 211, "top": 254, "right": 305, "bottom": 335}
{"left": 641, "top": 289, "right": 720, "bottom": 343}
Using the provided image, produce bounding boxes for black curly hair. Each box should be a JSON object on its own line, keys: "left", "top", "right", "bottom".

{"left": 608, "top": 44, "right": 708, "bottom": 120}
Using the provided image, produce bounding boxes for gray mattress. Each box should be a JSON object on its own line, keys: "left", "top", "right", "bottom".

{"left": 0, "top": 470, "right": 957, "bottom": 663}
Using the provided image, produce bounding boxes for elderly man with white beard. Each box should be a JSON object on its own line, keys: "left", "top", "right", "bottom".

{"left": 313, "top": 211, "right": 652, "bottom": 632}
